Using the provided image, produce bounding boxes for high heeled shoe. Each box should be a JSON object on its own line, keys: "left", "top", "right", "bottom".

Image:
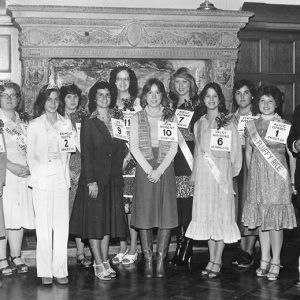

{"left": 10, "top": 255, "right": 28, "bottom": 274}
{"left": 267, "top": 263, "right": 282, "bottom": 281}
{"left": 207, "top": 262, "right": 222, "bottom": 279}
{"left": 103, "top": 260, "right": 117, "bottom": 278}
{"left": 201, "top": 261, "right": 214, "bottom": 277}
{"left": 256, "top": 259, "right": 270, "bottom": 277}
{"left": 0, "top": 258, "right": 14, "bottom": 276}
{"left": 93, "top": 263, "right": 111, "bottom": 281}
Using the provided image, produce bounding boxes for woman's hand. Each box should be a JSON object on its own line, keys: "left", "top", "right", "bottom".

{"left": 7, "top": 161, "right": 30, "bottom": 178}
{"left": 147, "top": 169, "right": 162, "bottom": 183}
{"left": 88, "top": 182, "right": 98, "bottom": 198}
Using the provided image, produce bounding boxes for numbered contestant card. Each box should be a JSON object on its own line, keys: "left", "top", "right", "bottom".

{"left": 59, "top": 131, "right": 76, "bottom": 152}
{"left": 158, "top": 121, "right": 178, "bottom": 142}
{"left": 265, "top": 121, "right": 291, "bottom": 144}
{"left": 123, "top": 111, "right": 136, "bottom": 139}
{"left": 111, "top": 118, "right": 128, "bottom": 141}
{"left": 210, "top": 129, "right": 232, "bottom": 152}
{"left": 175, "top": 109, "right": 194, "bottom": 129}
{"left": 237, "top": 115, "right": 259, "bottom": 145}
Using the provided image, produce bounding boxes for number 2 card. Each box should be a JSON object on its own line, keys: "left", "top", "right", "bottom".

{"left": 59, "top": 131, "right": 76, "bottom": 152}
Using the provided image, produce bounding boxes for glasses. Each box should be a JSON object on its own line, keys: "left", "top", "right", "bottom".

{"left": 0, "top": 93, "right": 18, "bottom": 100}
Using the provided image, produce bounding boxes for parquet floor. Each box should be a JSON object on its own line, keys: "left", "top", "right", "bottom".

{"left": 1, "top": 231, "right": 300, "bottom": 300}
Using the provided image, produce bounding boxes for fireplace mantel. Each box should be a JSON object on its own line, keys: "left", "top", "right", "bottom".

{"left": 8, "top": 5, "right": 253, "bottom": 112}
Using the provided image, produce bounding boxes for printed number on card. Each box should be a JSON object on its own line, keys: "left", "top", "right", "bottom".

{"left": 158, "top": 121, "right": 178, "bottom": 142}
{"left": 210, "top": 129, "right": 232, "bottom": 152}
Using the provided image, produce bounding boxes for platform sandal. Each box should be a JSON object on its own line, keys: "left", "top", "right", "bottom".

{"left": 208, "top": 262, "right": 222, "bottom": 279}
{"left": 10, "top": 256, "right": 28, "bottom": 274}
{"left": 267, "top": 263, "right": 282, "bottom": 281}
{"left": 122, "top": 250, "right": 138, "bottom": 265}
{"left": 93, "top": 263, "right": 111, "bottom": 281}
{"left": 103, "top": 260, "right": 117, "bottom": 278}
{"left": 201, "top": 261, "right": 214, "bottom": 277}
{"left": 256, "top": 259, "right": 270, "bottom": 277}
{"left": 0, "top": 258, "right": 14, "bottom": 276}
{"left": 111, "top": 249, "right": 128, "bottom": 264}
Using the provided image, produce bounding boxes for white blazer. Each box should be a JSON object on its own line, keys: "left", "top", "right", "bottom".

{"left": 27, "top": 113, "right": 71, "bottom": 190}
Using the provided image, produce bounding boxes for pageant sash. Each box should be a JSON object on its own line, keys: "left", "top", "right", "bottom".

{"left": 4, "top": 121, "right": 27, "bottom": 156}
{"left": 178, "top": 130, "right": 193, "bottom": 171}
{"left": 246, "top": 120, "right": 288, "bottom": 181}
{"left": 203, "top": 152, "right": 228, "bottom": 194}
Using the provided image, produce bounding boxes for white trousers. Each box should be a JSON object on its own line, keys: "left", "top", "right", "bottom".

{"left": 32, "top": 172, "right": 69, "bottom": 278}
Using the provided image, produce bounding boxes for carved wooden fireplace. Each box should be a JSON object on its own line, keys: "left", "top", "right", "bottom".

{"left": 8, "top": 5, "right": 252, "bottom": 113}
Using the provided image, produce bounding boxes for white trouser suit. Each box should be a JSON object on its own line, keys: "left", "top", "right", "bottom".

{"left": 27, "top": 114, "right": 71, "bottom": 278}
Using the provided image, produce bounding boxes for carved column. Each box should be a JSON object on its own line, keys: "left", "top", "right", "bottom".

{"left": 21, "top": 58, "right": 50, "bottom": 114}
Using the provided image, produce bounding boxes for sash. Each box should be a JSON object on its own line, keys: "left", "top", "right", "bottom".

{"left": 203, "top": 152, "right": 228, "bottom": 194}
{"left": 178, "top": 130, "right": 193, "bottom": 171}
{"left": 3, "top": 119, "right": 27, "bottom": 156}
{"left": 246, "top": 120, "right": 288, "bottom": 181}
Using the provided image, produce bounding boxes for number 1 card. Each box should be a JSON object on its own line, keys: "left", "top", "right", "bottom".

{"left": 265, "top": 121, "right": 291, "bottom": 144}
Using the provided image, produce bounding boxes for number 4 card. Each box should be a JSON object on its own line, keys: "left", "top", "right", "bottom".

{"left": 210, "top": 129, "right": 232, "bottom": 152}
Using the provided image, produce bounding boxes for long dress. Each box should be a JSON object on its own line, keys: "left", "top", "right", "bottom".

{"left": 232, "top": 112, "right": 258, "bottom": 236}
{"left": 69, "top": 116, "right": 127, "bottom": 239}
{"left": 0, "top": 109, "right": 34, "bottom": 230}
{"left": 185, "top": 115, "right": 242, "bottom": 243}
{"left": 242, "top": 118, "right": 297, "bottom": 230}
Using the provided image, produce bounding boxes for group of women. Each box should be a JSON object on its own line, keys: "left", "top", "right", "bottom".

{"left": 0, "top": 64, "right": 297, "bottom": 286}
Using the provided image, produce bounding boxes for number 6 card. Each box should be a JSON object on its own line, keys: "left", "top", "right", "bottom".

{"left": 158, "top": 121, "right": 178, "bottom": 142}
{"left": 210, "top": 129, "right": 232, "bottom": 152}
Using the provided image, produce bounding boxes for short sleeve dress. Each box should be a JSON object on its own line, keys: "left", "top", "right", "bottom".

{"left": 242, "top": 118, "right": 296, "bottom": 230}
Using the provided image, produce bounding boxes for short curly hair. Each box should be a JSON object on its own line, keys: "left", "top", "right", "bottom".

{"left": 88, "top": 81, "right": 114, "bottom": 113}
{"left": 253, "top": 85, "right": 284, "bottom": 116}
{"left": 0, "top": 81, "right": 24, "bottom": 113}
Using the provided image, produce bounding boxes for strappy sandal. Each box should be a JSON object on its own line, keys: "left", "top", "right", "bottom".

{"left": 93, "top": 263, "right": 111, "bottom": 281}
{"left": 103, "top": 260, "right": 116, "bottom": 278}
{"left": 208, "top": 262, "right": 222, "bottom": 279}
{"left": 122, "top": 250, "right": 138, "bottom": 265}
{"left": 201, "top": 261, "right": 214, "bottom": 277}
{"left": 111, "top": 249, "right": 128, "bottom": 264}
{"left": 256, "top": 259, "right": 270, "bottom": 277}
{"left": 267, "top": 263, "right": 282, "bottom": 281}
{"left": 0, "top": 258, "right": 14, "bottom": 276}
{"left": 10, "top": 256, "right": 28, "bottom": 274}
{"left": 76, "top": 254, "right": 92, "bottom": 268}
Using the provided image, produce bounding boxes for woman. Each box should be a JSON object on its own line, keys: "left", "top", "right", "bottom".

{"left": 242, "top": 85, "right": 297, "bottom": 281}
{"left": 59, "top": 83, "right": 91, "bottom": 268}
{"left": 27, "top": 84, "right": 72, "bottom": 285}
{"left": 0, "top": 82, "right": 34, "bottom": 277}
{"left": 185, "top": 82, "right": 242, "bottom": 278}
{"left": 130, "top": 78, "right": 178, "bottom": 278}
{"left": 109, "top": 65, "right": 140, "bottom": 265}
{"left": 70, "top": 81, "right": 127, "bottom": 281}
{"left": 231, "top": 79, "right": 258, "bottom": 269}
{"left": 168, "top": 67, "right": 200, "bottom": 266}
{"left": 0, "top": 122, "right": 7, "bottom": 288}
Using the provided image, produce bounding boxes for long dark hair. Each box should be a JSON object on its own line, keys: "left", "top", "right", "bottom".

{"left": 88, "top": 81, "right": 114, "bottom": 113}
{"left": 59, "top": 83, "right": 82, "bottom": 115}
{"left": 169, "top": 67, "right": 198, "bottom": 108}
{"left": 33, "top": 84, "right": 60, "bottom": 118}
{"left": 140, "top": 78, "right": 170, "bottom": 109}
{"left": 109, "top": 65, "right": 138, "bottom": 106}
